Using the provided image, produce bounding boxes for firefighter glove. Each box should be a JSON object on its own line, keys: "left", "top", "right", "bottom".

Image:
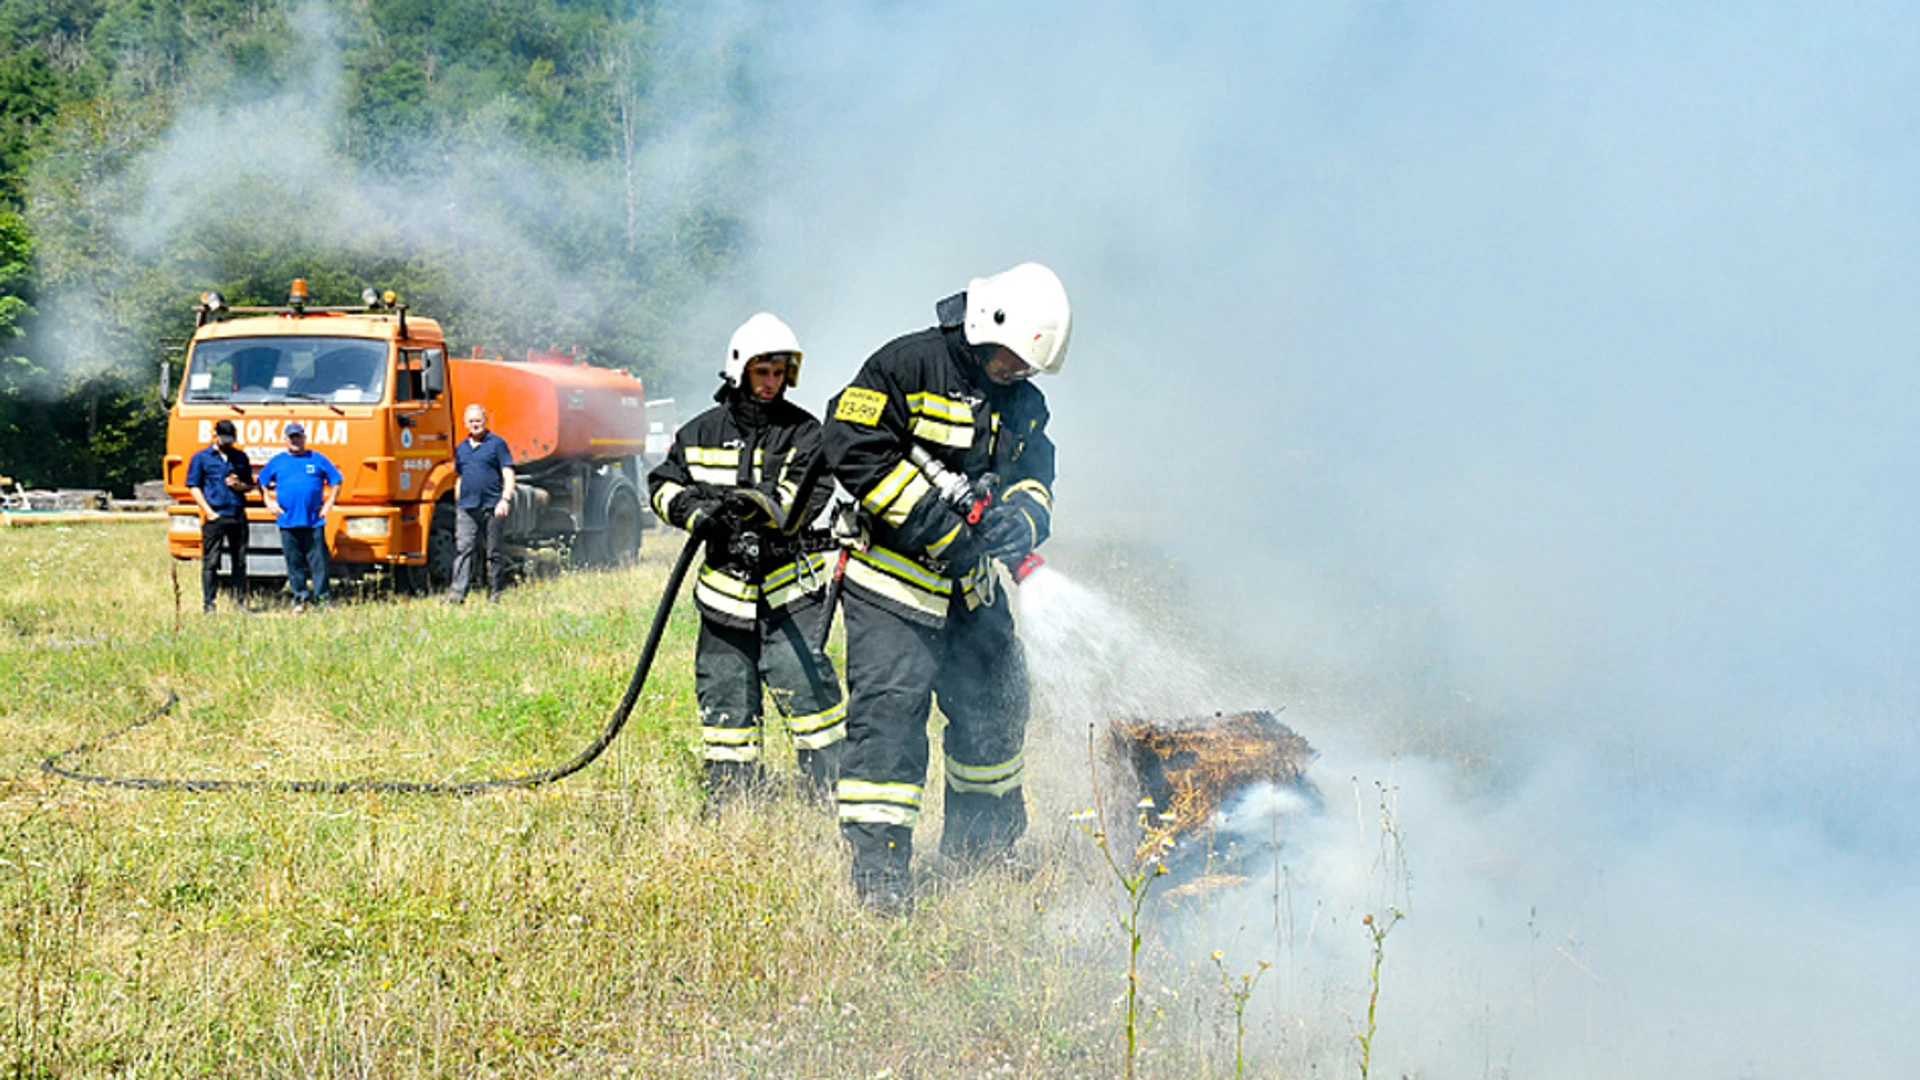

{"left": 933, "top": 518, "right": 985, "bottom": 570}
{"left": 979, "top": 502, "right": 1038, "bottom": 561}
{"left": 722, "top": 487, "right": 771, "bottom": 526}
{"left": 678, "top": 490, "right": 730, "bottom": 539}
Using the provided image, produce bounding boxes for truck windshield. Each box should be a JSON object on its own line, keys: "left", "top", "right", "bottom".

{"left": 182, "top": 336, "right": 389, "bottom": 405}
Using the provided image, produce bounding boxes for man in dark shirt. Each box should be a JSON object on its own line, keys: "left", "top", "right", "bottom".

{"left": 184, "top": 418, "right": 255, "bottom": 613}
{"left": 449, "top": 403, "right": 516, "bottom": 603}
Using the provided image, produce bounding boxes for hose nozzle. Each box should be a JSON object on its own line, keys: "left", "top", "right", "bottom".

{"left": 1009, "top": 552, "right": 1045, "bottom": 584}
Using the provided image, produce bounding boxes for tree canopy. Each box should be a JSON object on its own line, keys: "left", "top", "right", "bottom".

{"left": 0, "top": 0, "right": 756, "bottom": 493}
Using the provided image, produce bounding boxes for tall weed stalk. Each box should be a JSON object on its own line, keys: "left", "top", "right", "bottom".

{"left": 1076, "top": 723, "right": 1178, "bottom": 1080}
{"left": 1353, "top": 776, "right": 1411, "bottom": 1079}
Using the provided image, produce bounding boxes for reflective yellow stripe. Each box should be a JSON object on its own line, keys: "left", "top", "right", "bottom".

{"left": 694, "top": 577, "right": 759, "bottom": 621}
{"left": 1002, "top": 478, "right": 1052, "bottom": 512}
{"left": 837, "top": 779, "right": 923, "bottom": 825}
{"left": 845, "top": 559, "right": 946, "bottom": 617}
{"left": 698, "top": 567, "right": 760, "bottom": 600}
{"left": 906, "top": 392, "right": 973, "bottom": 424}
{"left": 909, "top": 416, "right": 973, "bottom": 448}
{"left": 838, "top": 801, "right": 919, "bottom": 826}
{"left": 906, "top": 392, "right": 975, "bottom": 449}
{"left": 762, "top": 552, "right": 830, "bottom": 609}
{"left": 685, "top": 447, "right": 765, "bottom": 485}
{"left": 926, "top": 522, "right": 962, "bottom": 558}
{"left": 702, "top": 725, "right": 763, "bottom": 763}
{"left": 946, "top": 751, "right": 1025, "bottom": 796}
{"left": 879, "top": 474, "right": 931, "bottom": 528}
{"left": 861, "top": 459, "right": 920, "bottom": 515}
{"left": 838, "top": 779, "right": 921, "bottom": 803}
{"left": 760, "top": 553, "right": 817, "bottom": 591}
{"left": 686, "top": 447, "right": 739, "bottom": 467}
{"left": 946, "top": 751, "right": 1023, "bottom": 782}
{"left": 956, "top": 561, "right": 993, "bottom": 612}
{"left": 793, "top": 724, "right": 846, "bottom": 751}
{"left": 854, "top": 545, "right": 951, "bottom": 593}
{"left": 788, "top": 700, "right": 847, "bottom": 749}
{"left": 652, "top": 480, "right": 685, "bottom": 521}
{"left": 684, "top": 447, "right": 765, "bottom": 467}
{"left": 787, "top": 698, "right": 845, "bottom": 735}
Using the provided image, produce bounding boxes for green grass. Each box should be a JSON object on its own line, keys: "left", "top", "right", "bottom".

{"left": 0, "top": 523, "right": 1314, "bottom": 1078}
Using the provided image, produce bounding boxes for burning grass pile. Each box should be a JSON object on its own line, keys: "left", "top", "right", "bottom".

{"left": 1110, "top": 710, "right": 1315, "bottom": 864}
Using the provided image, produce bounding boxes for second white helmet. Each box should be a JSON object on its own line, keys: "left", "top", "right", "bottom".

{"left": 963, "top": 262, "right": 1071, "bottom": 376}
{"left": 723, "top": 312, "right": 804, "bottom": 389}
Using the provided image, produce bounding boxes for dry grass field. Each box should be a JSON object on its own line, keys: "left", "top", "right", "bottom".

{"left": 0, "top": 522, "right": 1336, "bottom": 1079}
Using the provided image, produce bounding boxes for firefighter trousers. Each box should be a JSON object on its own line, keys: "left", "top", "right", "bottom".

{"left": 837, "top": 587, "right": 1031, "bottom": 904}
{"left": 695, "top": 599, "right": 846, "bottom": 801}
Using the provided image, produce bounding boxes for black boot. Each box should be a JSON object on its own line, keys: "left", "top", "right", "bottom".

{"left": 941, "top": 787, "right": 1029, "bottom": 868}
{"left": 702, "top": 760, "right": 764, "bottom": 814}
{"left": 845, "top": 822, "right": 914, "bottom": 916}
{"left": 796, "top": 742, "right": 842, "bottom": 801}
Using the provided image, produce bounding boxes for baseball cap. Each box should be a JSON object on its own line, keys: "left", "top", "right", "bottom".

{"left": 284, "top": 421, "right": 306, "bottom": 437}
{"left": 214, "top": 419, "right": 237, "bottom": 438}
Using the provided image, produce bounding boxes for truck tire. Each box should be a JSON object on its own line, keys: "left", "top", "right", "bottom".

{"left": 426, "top": 499, "right": 457, "bottom": 589}
{"left": 400, "top": 500, "right": 457, "bottom": 595}
{"left": 603, "top": 485, "right": 643, "bottom": 568}
{"left": 574, "top": 479, "right": 643, "bottom": 569}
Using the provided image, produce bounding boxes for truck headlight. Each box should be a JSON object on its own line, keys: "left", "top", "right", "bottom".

{"left": 344, "top": 516, "right": 390, "bottom": 539}
{"left": 169, "top": 513, "right": 201, "bottom": 535}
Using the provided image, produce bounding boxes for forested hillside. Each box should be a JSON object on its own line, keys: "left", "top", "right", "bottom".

{"left": 0, "top": 0, "right": 753, "bottom": 494}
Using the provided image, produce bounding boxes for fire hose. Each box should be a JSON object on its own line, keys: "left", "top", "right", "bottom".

{"left": 40, "top": 535, "right": 704, "bottom": 795}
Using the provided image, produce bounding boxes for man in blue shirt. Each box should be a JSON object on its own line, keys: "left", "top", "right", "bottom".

{"left": 257, "top": 421, "right": 343, "bottom": 613}
{"left": 184, "top": 418, "right": 255, "bottom": 613}
{"left": 449, "top": 403, "right": 516, "bottom": 604}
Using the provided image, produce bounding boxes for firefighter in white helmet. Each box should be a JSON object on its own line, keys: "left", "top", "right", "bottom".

{"left": 648, "top": 313, "right": 845, "bottom": 804}
{"left": 821, "top": 262, "right": 1069, "bottom": 912}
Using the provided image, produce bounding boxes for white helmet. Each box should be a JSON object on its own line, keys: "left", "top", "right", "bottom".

{"left": 963, "top": 262, "right": 1071, "bottom": 376}
{"left": 723, "top": 312, "right": 804, "bottom": 389}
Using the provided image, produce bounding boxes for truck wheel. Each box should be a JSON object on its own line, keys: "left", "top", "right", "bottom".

{"left": 425, "top": 499, "right": 457, "bottom": 589}
{"left": 401, "top": 500, "right": 457, "bottom": 595}
{"left": 603, "top": 486, "right": 643, "bottom": 568}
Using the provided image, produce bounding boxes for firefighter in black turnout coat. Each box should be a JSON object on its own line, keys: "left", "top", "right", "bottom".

{"left": 822, "top": 262, "right": 1071, "bottom": 912}
{"left": 648, "top": 313, "right": 845, "bottom": 803}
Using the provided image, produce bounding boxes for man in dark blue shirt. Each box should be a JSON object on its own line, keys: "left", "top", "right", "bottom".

{"left": 184, "top": 418, "right": 255, "bottom": 613}
{"left": 449, "top": 403, "right": 516, "bottom": 603}
{"left": 258, "top": 421, "right": 343, "bottom": 613}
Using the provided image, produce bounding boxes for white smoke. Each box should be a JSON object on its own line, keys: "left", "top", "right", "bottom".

{"left": 721, "top": 1, "right": 1920, "bottom": 1074}
{"left": 29, "top": 0, "right": 769, "bottom": 391}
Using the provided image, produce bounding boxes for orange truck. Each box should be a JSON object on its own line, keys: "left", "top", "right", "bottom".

{"left": 163, "top": 282, "right": 652, "bottom": 591}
